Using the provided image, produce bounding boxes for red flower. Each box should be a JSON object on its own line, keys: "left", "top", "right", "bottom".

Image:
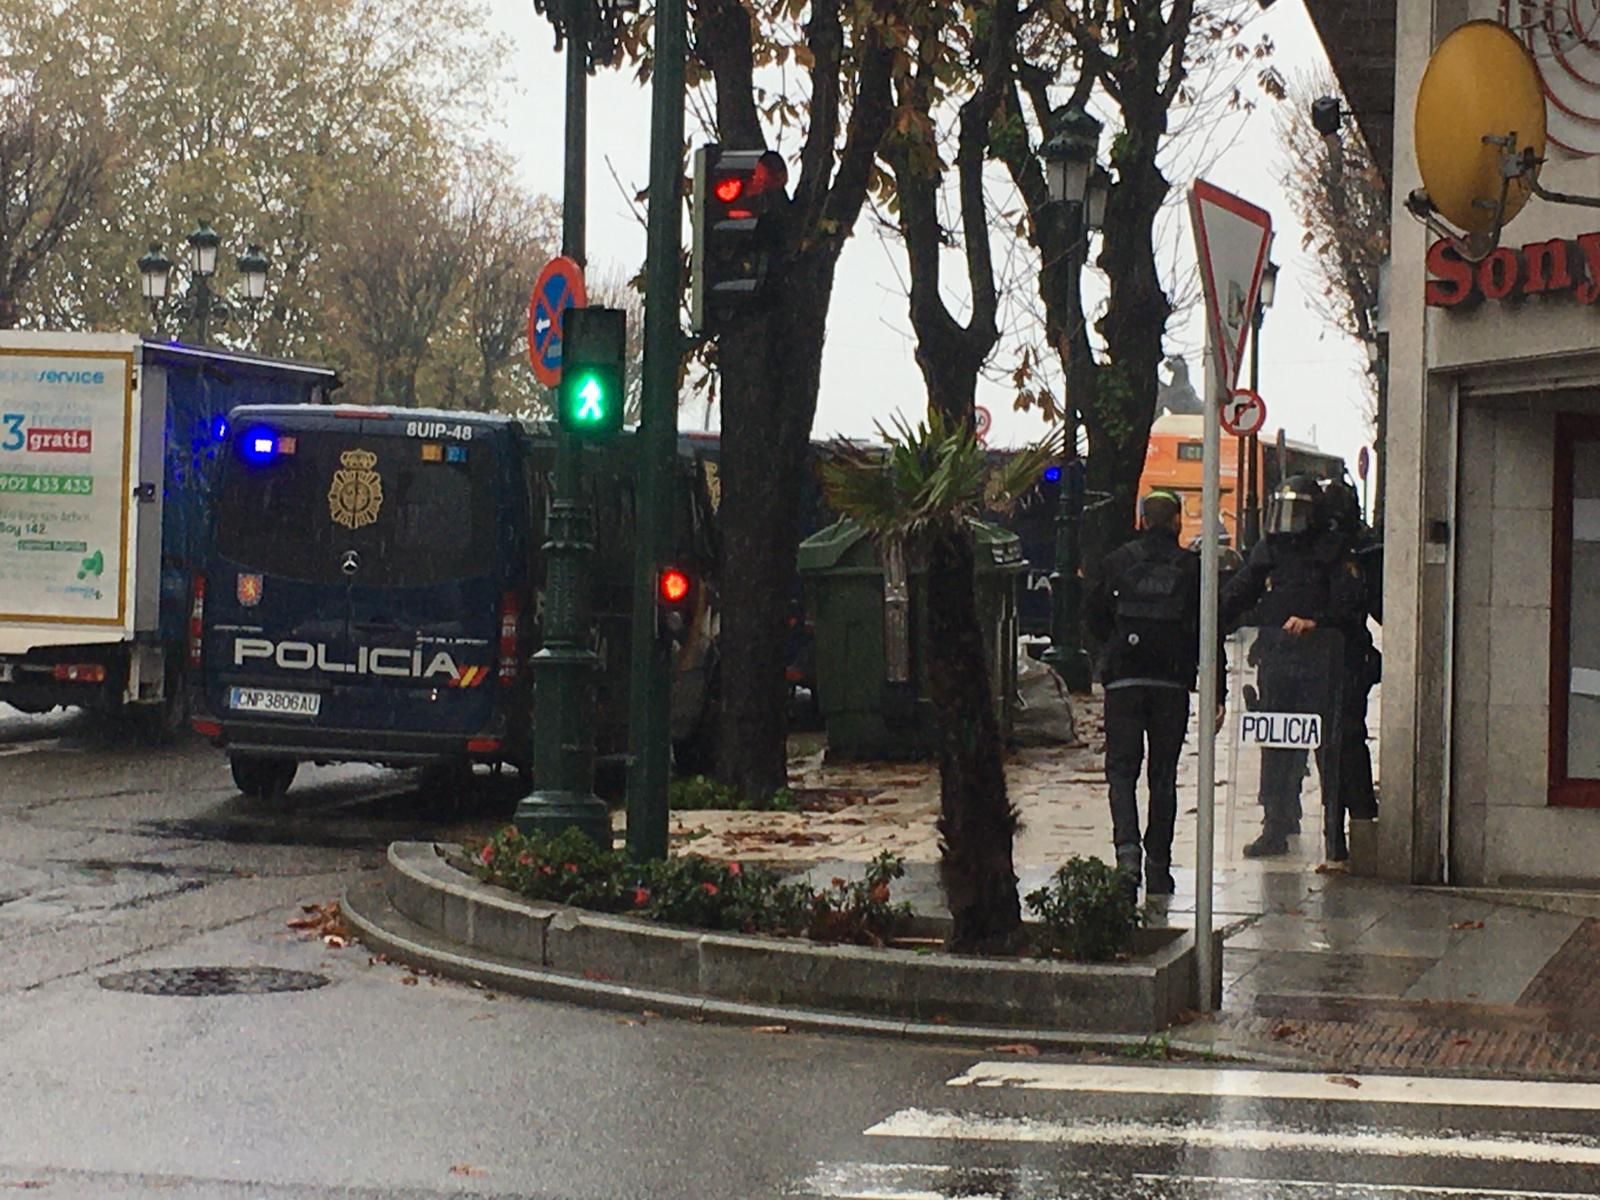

{"left": 726, "top": 862, "right": 742, "bottom": 877}
{"left": 518, "top": 852, "right": 533, "bottom": 866}
{"left": 539, "top": 864, "right": 556, "bottom": 876}
{"left": 632, "top": 887, "right": 650, "bottom": 907}
{"left": 563, "top": 862, "right": 579, "bottom": 874}
{"left": 478, "top": 844, "right": 494, "bottom": 865}
{"left": 701, "top": 882, "right": 719, "bottom": 896}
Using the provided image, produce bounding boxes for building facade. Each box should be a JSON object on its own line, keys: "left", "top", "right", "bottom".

{"left": 1340, "top": 0, "right": 1600, "bottom": 885}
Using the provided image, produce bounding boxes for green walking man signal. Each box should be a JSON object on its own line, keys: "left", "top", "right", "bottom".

{"left": 557, "top": 306, "right": 626, "bottom": 437}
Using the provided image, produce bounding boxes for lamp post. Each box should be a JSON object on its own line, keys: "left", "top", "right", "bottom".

{"left": 514, "top": 0, "right": 639, "bottom": 849}
{"left": 1038, "top": 104, "right": 1108, "bottom": 695}
{"left": 1242, "top": 258, "right": 1278, "bottom": 549}
{"left": 137, "top": 220, "right": 270, "bottom": 345}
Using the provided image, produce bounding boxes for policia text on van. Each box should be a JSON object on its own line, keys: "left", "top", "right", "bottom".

{"left": 190, "top": 405, "right": 720, "bottom": 800}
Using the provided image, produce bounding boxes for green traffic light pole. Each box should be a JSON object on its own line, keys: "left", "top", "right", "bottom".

{"left": 624, "top": 0, "right": 686, "bottom": 862}
{"left": 514, "top": 0, "right": 609, "bottom": 846}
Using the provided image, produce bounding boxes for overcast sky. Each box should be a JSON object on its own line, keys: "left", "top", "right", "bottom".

{"left": 483, "top": 0, "right": 1374, "bottom": 486}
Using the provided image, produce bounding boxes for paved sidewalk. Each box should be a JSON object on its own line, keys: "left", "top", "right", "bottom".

{"left": 660, "top": 693, "right": 1600, "bottom": 1079}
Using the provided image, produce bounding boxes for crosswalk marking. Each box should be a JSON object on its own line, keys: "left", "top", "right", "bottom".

{"left": 799, "top": 1161, "right": 1600, "bottom": 1200}
{"left": 947, "top": 1062, "right": 1600, "bottom": 1111}
{"left": 865, "top": 1107, "right": 1600, "bottom": 1166}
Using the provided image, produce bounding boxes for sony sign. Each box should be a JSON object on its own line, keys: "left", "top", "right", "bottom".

{"left": 1425, "top": 233, "right": 1600, "bottom": 308}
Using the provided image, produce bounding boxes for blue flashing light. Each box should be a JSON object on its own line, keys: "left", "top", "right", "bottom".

{"left": 212, "top": 416, "right": 229, "bottom": 442}
{"left": 445, "top": 445, "right": 467, "bottom": 464}
{"left": 239, "top": 425, "right": 279, "bottom": 465}
{"left": 1044, "top": 465, "right": 1062, "bottom": 483}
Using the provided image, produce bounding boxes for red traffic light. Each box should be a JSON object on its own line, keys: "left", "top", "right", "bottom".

{"left": 713, "top": 177, "right": 744, "bottom": 204}
{"left": 658, "top": 567, "right": 692, "bottom": 606}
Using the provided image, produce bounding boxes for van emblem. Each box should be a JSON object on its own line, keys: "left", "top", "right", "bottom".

{"left": 237, "top": 573, "right": 263, "bottom": 607}
{"left": 328, "top": 448, "right": 383, "bottom": 530}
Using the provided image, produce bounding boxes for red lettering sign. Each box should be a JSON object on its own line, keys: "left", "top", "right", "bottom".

{"left": 26, "top": 427, "right": 92, "bottom": 453}
{"left": 1427, "top": 232, "right": 1600, "bottom": 308}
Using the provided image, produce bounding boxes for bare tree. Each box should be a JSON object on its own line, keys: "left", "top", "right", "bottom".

{"left": 0, "top": 77, "right": 114, "bottom": 328}
{"left": 1276, "top": 71, "right": 1387, "bottom": 431}
{"left": 462, "top": 185, "right": 560, "bottom": 411}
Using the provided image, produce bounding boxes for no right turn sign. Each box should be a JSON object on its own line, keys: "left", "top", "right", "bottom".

{"left": 1221, "top": 388, "right": 1267, "bottom": 438}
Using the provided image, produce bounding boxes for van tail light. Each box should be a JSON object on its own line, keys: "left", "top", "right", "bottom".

{"left": 498, "top": 591, "right": 520, "bottom": 686}
{"left": 52, "top": 663, "right": 107, "bottom": 683}
{"left": 188, "top": 574, "right": 205, "bottom": 669}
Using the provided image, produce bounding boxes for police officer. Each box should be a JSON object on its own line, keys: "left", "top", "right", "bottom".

{"left": 1222, "top": 474, "right": 1380, "bottom": 859}
{"left": 1087, "top": 490, "right": 1223, "bottom": 903}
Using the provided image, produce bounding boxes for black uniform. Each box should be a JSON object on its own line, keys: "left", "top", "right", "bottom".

{"left": 1087, "top": 528, "right": 1220, "bottom": 896}
{"left": 1221, "top": 520, "right": 1380, "bottom": 858}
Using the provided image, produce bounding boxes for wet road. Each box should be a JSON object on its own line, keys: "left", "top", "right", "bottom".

{"left": 4, "top": 706, "right": 1600, "bottom": 1199}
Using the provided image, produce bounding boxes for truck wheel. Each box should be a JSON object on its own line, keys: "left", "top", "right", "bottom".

{"left": 230, "top": 756, "right": 297, "bottom": 801}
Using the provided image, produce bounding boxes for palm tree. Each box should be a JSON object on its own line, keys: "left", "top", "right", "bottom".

{"left": 822, "top": 413, "right": 1054, "bottom": 952}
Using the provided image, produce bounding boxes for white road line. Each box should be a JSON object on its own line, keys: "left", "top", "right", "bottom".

{"left": 800, "top": 1160, "right": 1600, "bottom": 1200}
{"left": 865, "top": 1108, "right": 1600, "bottom": 1166}
{"left": 948, "top": 1062, "right": 1600, "bottom": 1111}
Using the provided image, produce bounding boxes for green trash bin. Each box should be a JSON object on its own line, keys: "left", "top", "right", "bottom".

{"left": 797, "top": 518, "right": 1025, "bottom": 761}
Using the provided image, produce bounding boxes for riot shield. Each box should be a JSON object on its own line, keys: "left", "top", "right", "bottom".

{"left": 1223, "top": 625, "right": 1347, "bottom": 863}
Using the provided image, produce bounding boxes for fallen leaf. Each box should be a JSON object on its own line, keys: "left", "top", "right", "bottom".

{"left": 641, "top": 1009, "right": 661, "bottom": 1018}
{"left": 991, "top": 1043, "right": 1042, "bottom": 1056}
{"left": 1449, "top": 920, "right": 1485, "bottom": 931}
{"left": 322, "top": 934, "right": 348, "bottom": 949}
{"left": 1453, "top": 1037, "right": 1474, "bottom": 1047}
{"left": 751, "top": 1024, "right": 790, "bottom": 1034}
{"left": 1269, "top": 1022, "right": 1299, "bottom": 1040}
{"left": 1326, "top": 1075, "right": 1361, "bottom": 1089}
{"left": 618, "top": 1018, "right": 642, "bottom": 1027}
{"left": 582, "top": 968, "right": 612, "bottom": 982}
{"left": 448, "top": 1164, "right": 485, "bottom": 1177}
{"left": 400, "top": 975, "right": 419, "bottom": 987}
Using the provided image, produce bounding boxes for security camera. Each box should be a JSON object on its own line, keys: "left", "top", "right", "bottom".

{"left": 1311, "top": 96, "right": 1343, "bottom": 138}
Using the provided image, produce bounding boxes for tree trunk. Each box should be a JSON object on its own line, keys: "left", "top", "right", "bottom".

{"left": 924, "top": 524, "right": 1021, "bottom": 952}
{"left": 714, "top": 254, "right": 835, "bottom": 800}
{"left": 1085, "top": 91, "right": 1172, "bottom": 576}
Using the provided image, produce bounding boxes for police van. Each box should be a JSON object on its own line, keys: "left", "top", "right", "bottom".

{"left": 192, "top": 405, "right": 719, "bottom": 799}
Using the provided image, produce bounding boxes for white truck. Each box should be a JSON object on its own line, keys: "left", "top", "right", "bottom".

{"left": 0, "top": 331, "right": 337, "bottom": 733}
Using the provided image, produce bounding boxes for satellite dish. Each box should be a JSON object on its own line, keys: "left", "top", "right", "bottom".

{"left": 1414, "top": 20, "right": 1547, "bottom": 235}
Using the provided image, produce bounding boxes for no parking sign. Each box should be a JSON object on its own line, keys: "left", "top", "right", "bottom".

{"left": 528, "top": 256, "right": 588, "bottom": 388}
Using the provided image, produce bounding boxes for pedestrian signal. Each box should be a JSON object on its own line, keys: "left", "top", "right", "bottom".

{"left": 690, "top": 144, "right": 789, "bottom": 334}
{"left": 556, "top": 306, "right": 625, "bottom": 438}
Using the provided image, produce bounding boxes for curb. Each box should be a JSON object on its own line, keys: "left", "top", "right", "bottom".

{"left": 342, "top": 876, "right": 1287, "bottom": 1062}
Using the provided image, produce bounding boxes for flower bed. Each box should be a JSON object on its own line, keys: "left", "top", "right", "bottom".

{"left": 471, "top": 827, "right": 913, "bottom": 947}
{"left": 470, "top": 827, "right": 1145, "bottom": 963}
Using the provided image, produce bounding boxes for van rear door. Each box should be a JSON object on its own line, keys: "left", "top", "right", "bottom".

{"left": 206, "top": 418, "right": 500, "bottom": 739}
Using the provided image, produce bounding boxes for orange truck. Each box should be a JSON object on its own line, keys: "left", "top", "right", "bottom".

{"left": 1140, "top": 413, "right": 1346, "bottom": 547}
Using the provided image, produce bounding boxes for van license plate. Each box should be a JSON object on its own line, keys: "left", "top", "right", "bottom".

{"left": 229, "top": 687, "right": 320, "bottom": 716}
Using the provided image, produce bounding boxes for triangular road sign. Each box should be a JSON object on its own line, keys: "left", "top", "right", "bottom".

{"left": 1189, "top": 181, "right": 1272, "bottom": 393}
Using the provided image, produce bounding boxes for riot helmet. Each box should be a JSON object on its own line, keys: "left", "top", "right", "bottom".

{"left": 1318, "top": 477, "right": 1362, "bottom": 534}
{"left": 1265, "top": 474, "right": 1321, "bottom": 537}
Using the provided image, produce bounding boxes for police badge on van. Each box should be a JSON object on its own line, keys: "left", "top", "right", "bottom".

{"left": 328, "top": 448, "right": 383, "bottom": 530}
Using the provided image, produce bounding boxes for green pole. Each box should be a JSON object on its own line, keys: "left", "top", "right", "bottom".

{"left": 1042, "top": 203, "right": 1094, "bottom": 695}
{"left": 515, "top": 0, "right": 608, "bottom": 847}
{"left": 624, "top": 0, "right": 686, "bottom": 862}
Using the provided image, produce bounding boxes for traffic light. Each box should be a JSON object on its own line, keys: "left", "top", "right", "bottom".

{"left": 655, "top": 564, "right": 696, "bottom": 639}
{"left": 557, "top": 306, "right": 626, "bottom": 437}
{"left": 690, "top": 144, "right": 788, "bottom": 334}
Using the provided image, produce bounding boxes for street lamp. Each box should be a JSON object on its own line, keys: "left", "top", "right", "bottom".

{"left": 1038, "top": 103, "right": 1105, "bottom": 694}
{"left": 137, "top": 243, "right": 173, "bottom": 306}
{"left": 137, "top": 219, "right": 269, "bottom": 345}
{"left": 1242, "top": 257, "right": 1279, "bottom": 549}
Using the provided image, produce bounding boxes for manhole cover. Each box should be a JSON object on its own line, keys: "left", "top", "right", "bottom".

{"left": 98, "top": 966, "right": 330, "bottom": 997}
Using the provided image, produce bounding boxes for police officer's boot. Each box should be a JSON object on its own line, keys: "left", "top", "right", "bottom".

{"left": 1115, "top": 844, "right": 1142, "bottom": 906}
